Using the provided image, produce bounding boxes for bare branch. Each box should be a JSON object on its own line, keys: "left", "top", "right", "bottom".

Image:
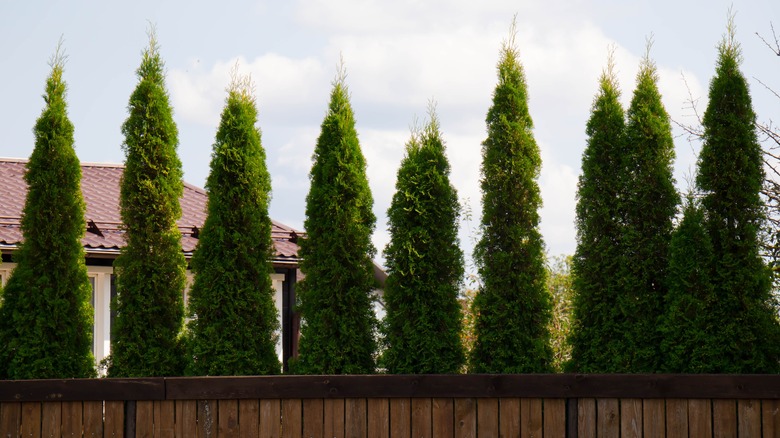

{"left": 755, "top": 22, "right": 780, "bottom": 56}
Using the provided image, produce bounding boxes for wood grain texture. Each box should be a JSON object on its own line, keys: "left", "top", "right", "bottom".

{"left": 477, "top": 398, "right": 499, "bottom": 438}
{"left": 0, "top": 402, "right": 21, "bottom": 438}
{"left": 578, "top": 399, "right": 596, "bottom": 438}
{"left": 174, "top": 400, "right": 197, "bottom": 438}
{"left": 345, "top": 398, "right": 367, "bottom": 438}
{"left": 389, "top": 398, "right": 410, "bottom": 438}
{"left": 596, "top": 398, "right": 619, "bottom": 438}
{"left": 410, "top": 398, "right": 431, "bottom": 438}
{"left": 453, "top": 398, "right": 475, "bottom": 438}
{"left": 303, "top": 398, "right": 324, "bottom": 438}
{"left": 619, "top": 399, "right": 641, "bottom": 438}
{"left": 666, "top": 399, "right": 688, "bottom": 438}
{"left": 218, "top": 399, "right": 239, "bottom": 438}
{"left": 642, "top": 399, "right": 664, "bottom": 438}
{"left": 431, "top": 398, "right": 453, "bottom": 438}
{"left": 19, "top": 402, "right": 41, "bottom": 438}
{"left": 688, "top": 399, "right": 711, "bottom": 438}
{"left": 324, "top": 398, "right": 345, "bottom": 438}
{"left": 762, "top": 399, "right": 780, "bottom": 438}
{"left": 41, "top": 402, "right": 62, "bottom": 438}
{"left": 543, "top": 399, "right": 566, "bottom": 438}
{"left": 61, "top": 401, "right": 84, "bottom": 438}
{"left": 259, "top": 399, "right": 281, "bottom": 437}
{"left": 239, "top": 399, "right": 260, "bottom": 438}
{"left": 281, "top": 398, "right": 302, "bottom": 438}
{"left": 738, "top": 399, "right": 761, "bottom": 438}
{"left": 198, "top": 400, "right": 218, "bottom": 438}
{"left": 713, "top": 399, "right": 736, "bottom": 438}
{"left": 499, "top": 398, "right": 519, "bottom": 438}
{"left": 83, "top": 400, "right": 104, "bottom": 437}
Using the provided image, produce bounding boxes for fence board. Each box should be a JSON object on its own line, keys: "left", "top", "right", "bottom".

{"left": 367, "top": 398, "right": 389, "bottom": 438}
{"left": 324, "top": 398, "right": 345, "bottom": 438}
{"left": 596, "top": 398, "right": 619, "bottom": 438}
{"left": 282, "top": 399, "right": 302, "bottom": 438}
{"left": 135, "top": 400, "right": 153, "bottom": 438}
{"left": 619, "top": 399, "right": 641, "bottom": 438}
{"left": 477, "top": 398, "right": 499, "bottom": 437}
{"left": 713, "top": 399, "right": 736, "bottom": 438}
{"left": 410, "top": 398, "right": 431, "bottom": 438}
{"left": 346, "top": 398, "right": 367, "bottom": 438}
{"left": 303, "top": 398, "right": 324, "bottom": 438}
{"left": 1, "top": 402, "right": 21, "bottom": 438}
{"left": 218, "top": 399, "right": 239, "bottom": 438}
{"left": 42, "top": 402, "right": 62, "bottom": 437}
{"left": 175, "top": 400, "right": 197, "bottom": 438}
{"left": 62, "top": 401, "right": 83, "bottom": 438}
{"left": 83, "top": 400, "right": 104, "bottom": 437}
{"left": 453, "top": 398, "right": 475, "bottom": 438}
{"left": 688, "top": 399, "right": 711, "bottom": 437}
{"left": 738, "top": 399, "right": 761, "bottom": 437}
{"left": 239, "top": 399, "right": 259, "bottom": 438}
{"left": 666, "top": 399, "right": 688, "bottom": 438}
{"left": 500, "top": 397, "right": 519, "bottom": 438}
{"left": 522, "top": 398, "right": 543, "bottom": 438}
{"left": 198, "top": 400, "right": 217, "bottom": 438}
{"left": 643, "top": 399, "right": 664, "bottom": 437}
{"left": 389, "top": 398, "right": 410, "bottom": 438}
{"left": 19, "top": 402, "right": 40, "bottom": 438}
{"left": 763, "top": 399, "right": 780, "bottom": 437}
{"left": 259, "top": 399, "right": 281, "bottom": 437}
{"left": 432, "top": 398, "right": 453, "bottom": 438}
{"left": 578, "top": 399, "right": 596, "bottom": 438}
{"left": 543, "top": 399, "right": 565, "bottom": 438}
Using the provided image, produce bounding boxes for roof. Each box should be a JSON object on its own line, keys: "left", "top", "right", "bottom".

{"left": 0, "top": 158, "right": 301, "bottom": 264}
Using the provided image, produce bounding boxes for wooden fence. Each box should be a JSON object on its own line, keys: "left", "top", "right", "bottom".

{"left": 2, "top": 374, "right": 780, "bottom": 437}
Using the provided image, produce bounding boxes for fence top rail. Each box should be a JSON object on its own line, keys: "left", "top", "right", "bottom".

{"left": 2, "top": 374, "right": 780, "bottom": 401}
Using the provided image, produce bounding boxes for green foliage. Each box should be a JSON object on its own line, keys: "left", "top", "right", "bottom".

{"left": 568, "top": 56, "right": 627, "bottom": 372}
{"left": 547, "top": 255, "right": 573, "bottom": 372}
{"left": 185, "top": 74, "right": 281, "bottom": 376}
{"left": 292, "top": 70, "right": 378, "bottom": 374}
{"left": 694, "top": 23, "right": 780, "bottom": 373}
{"left": 381, "top": 109, "right": 465, "bottom": 374}
{"left": 470, "top": 24, "right": 553, "bottom": 373}
{"left": 617, "top": 51, "right": 679, "bottom": 372}
{"left": 0, "top": 47, "right": 96, "bottom": 379}
{"left": 109, "top": 31, "right": 187, "bottom": 377}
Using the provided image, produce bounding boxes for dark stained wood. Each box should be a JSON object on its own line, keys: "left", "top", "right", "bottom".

{"left": 666, "top": 399, "right": 688, "bottom": 438}
{"left": 239, "top": 399, "right": 260, "bottom": 438}
{"left": 642, "top": 399, "right": 664, "bottom": 437}
{"left": 19, "top": 402, "right": 40, "bottom": 438}
{"left": 259, "top": 399, "right": 281, "bottom": 437}
{"left": 0, "top": 378, "right": 165, "bottom": 401}
{"left": 324, "top": 398, "right": 345, "bottom": 438}
{"left": 596, "top": 398, "right": 619, "bottom": 438}
{"left": 135, "top": 400, "right": 153, "bottom": 438}
{"left": 453, "top": 398, "right": 475, "bottom": 438}
{"left": 125, "top": 400, "right": 136, "bottom": 438}
{"left": 282, "top": 398, "right": 302, "bottom": 438}
{"left": 410, "top": 398, "right": 431, "bottom": 438}
{"left": 619, "top": 399, "right": 641, "bottom": 438}
{"left": 477, "top": 397, "right": 499, "bottom": 437}
{"left": 197, "top": 399, "right": 218, "bottom": 438}
{"left": 499, "top": 397, "right": 519, "bottom": 437}
{"left": 566, "top": 398, "right": 578, "bottom": 438}
{"left": 712, "top": 399, "right": 737, "bottom": 438}
{"left": 389, "top": 398, "right": 410, "bottom": 438}
{"left": 367, "top": 398, "right": 389, "bottom": 438}
{"left": 432, "top": 398, "right": 453, "bottom": 438}
{"left": 345, "top": 398, "right": 367, "bottom": 438}
{"left": 737, "top": 399, "right": 761, "bottom": 437}
{"left": 762, "top": 399, "right": 780, "bottom": 437}
{"left": 688, "top": 399, "right": 711, "bottom": 437}
{"left": 577, "top": 399, "right": 596, "bottom": 438}
{"left": 218, "top": 399, "right": 239, "bottom": 438}
{"left": 41, "top": 402, "right": 62, "bottom": 437}
{"left": 61, "top": 401, "right": 83, "bottom": 438}
{"left": 83, "top": 400, "right": 104, "bottom": 437}
{"left": 543, "top": 399, "right": 566, "bottom": 438}
{"left": 0, "top": 402, "right": 21, "bottom": 437}
{"left": 174, "top": 400, "right": 197, "bottom": 438}
{"left": 303, "top": 398, "right": 324, "bottom": 438}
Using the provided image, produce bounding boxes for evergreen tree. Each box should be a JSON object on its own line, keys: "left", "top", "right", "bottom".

{"left": 568, "top": 53, "right": 627, "bottom": 372}
{"left": 292, "top": 67, "right": 378, "bottom": 374}
{"left": 695, "top": 20, "right": 780, "bottom": 372}
{"left": 109, "top": 31, "right": 187, "bottom": 377}
{"left": 186, "top": 72, "right": 280, "bottom": 376}
{"left": 470, "top": 22, "right": 553, "bottom": 373}
{"left": 617, "top": 48, "right": 679, "bottom": 372}
{"left": 0, "top": 46, "right": 95, "bottom": 379}
{"left": 381, "top": 108, "right": 465, "bottom": 374}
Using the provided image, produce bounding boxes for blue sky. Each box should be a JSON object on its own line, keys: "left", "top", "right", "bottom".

{"left": 1, "top": 0, "right": 778, "bottom": 269}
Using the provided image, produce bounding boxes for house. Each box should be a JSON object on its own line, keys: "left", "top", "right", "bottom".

{"left": 0, "top": 157, "right": 302, "bottom": 369}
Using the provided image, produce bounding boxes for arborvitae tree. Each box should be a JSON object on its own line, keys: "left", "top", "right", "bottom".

{"left": 109, "top": 31, "right": 187, "bottom": 377}
{"left": 695, "top": 21, "right": 780, "bottom": 373}
{"left": 618, "top": 49, "right": 679, "bottom": 372}
{"left": 0, "top": 46, "right": 95, "bottom": 379}
{"left": 381, "top": 109, "right": 465, "bottom": 374}
{"left": 568, "top": 53, "right": 627, "bottom": 373}
{"left": 186, "top": 73, "right": 280, "bottom": 376}
{"left": 470, "top": 23, "right": 553, "bottom": 373}
{"left": 292, "top": 67, "right": 378, "bottom": 374}
{"left": 659, "top": 196, "right": 718, "bottom": 372}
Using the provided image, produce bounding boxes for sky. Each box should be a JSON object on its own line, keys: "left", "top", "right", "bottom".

{"left": 1, "top": 1, "right": 778, "bottom": 270}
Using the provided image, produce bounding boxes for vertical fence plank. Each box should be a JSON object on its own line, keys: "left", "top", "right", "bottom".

{"left": 158, "top": 400, "right": 176, "bottom": 438}
{"left": 477, "top": 398, "right": 499, "bottom": 438}
{"left": 239, "top": 399, "right": 260, "bottom": 438}
{"left": 578, "top": 399, "right": 596, "bottom": 438}
{"left": 525, "top": 398, "right": 543, "bottom": 438}
{"left": 642, "top": 399, "right": 664, "bottom": 437}
{"left": 1, "top": 402, "right": 21, "bottom": 438}
{"left": 61, "top": 401, "right": 83, "bottom": 438}
{"left": 762, "top": 399, "right": 780, "bottom": 437}
{"left": 41, "top": 402, "right": 62, "bottom": 438}
{"left": 218, "top": 399, "right": 239, "bottom": 438}
{"left": 345, "top": 398, "right": 367, "bottom": 438}
{"left": 713, "top": 399, "right": 737, "bottom": 438}
{"left": 410, "top": 398, "right": 431, "bottom": 438}
{"left": 666, "top": 399, "right": 688, "bottom": 438}
{"left": 134, "top": 400, "right": 153, "bottom": 438}
{"left": 389, "top": 398, "right": 410, "bottom": 438}
{"left": 688, "top": 399, "right": 712, "bottom": 437}
{"left": 259, "top": 399, "right": 281, "bottom": 438}
{"left": 543, "top": 399, "right": 566, "bottom": 438}
{"left": 282, "top": 399, "right": 302, "bottom": 438}
{"left": 198, "top": 400, "right": 218, "bottom": 438}
{"left": 303, "top": 398, "right": 324, "bottom": 438}
{"left": 325, "top": 398, "right": 345, "bottom": 438}
{"left": 738, "top": 399, "right": 761, "bottom": 437}
{"left": 454, "top": 398, "right": 475, "bottom": 438}
{"left": 596, "top": 398, "right": 619, "bottom": 438}
{"left": 619, "top": 399, "right": 641, "bottom": 438}
{"left": 367, "top": 398, "right": 389, "bottom": 438}
{"left": 20, "top": 402, "right": 41, "bottom": 438}
{"left": 175, "top": 400, "right": 197, "bottom": 438}
{"left": 500, "top": 398, "right": 519, "bottom": 438}
{"left": 83, "top": 401, "right": 104, "bottom": 438}
{"left": 432, "top": 398, "right": 453, "bottom": 438}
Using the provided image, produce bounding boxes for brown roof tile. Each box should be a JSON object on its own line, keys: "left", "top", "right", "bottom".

{"left": 0, "top": 158, "right": 301, "bottom": 262}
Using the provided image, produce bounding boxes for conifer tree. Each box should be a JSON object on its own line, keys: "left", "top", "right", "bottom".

{"left": 292, "top": 66, "right": 378, "bottom": 374}
{"left": 618, "top": 48, "right": 679, "bottom": 372}
{"left": 470, "top": 21, "right": 553, "bottom": 373}
{"left": 381, "top": 108, "right": 465, "bottom": 374}
{"left": 568, "top": 53, "right": 627, "bottom": 372}
{"left": 109, "top": 30, "right": 187, "bottom": 377}
{"left": 695, "top": 20, "right": 780, "bottom": 372}
{"left": 0, "top": 45, "right": 95, "bottom": 379}
{"left": 186, "top": 72, "right": 280, "bottom": 376}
